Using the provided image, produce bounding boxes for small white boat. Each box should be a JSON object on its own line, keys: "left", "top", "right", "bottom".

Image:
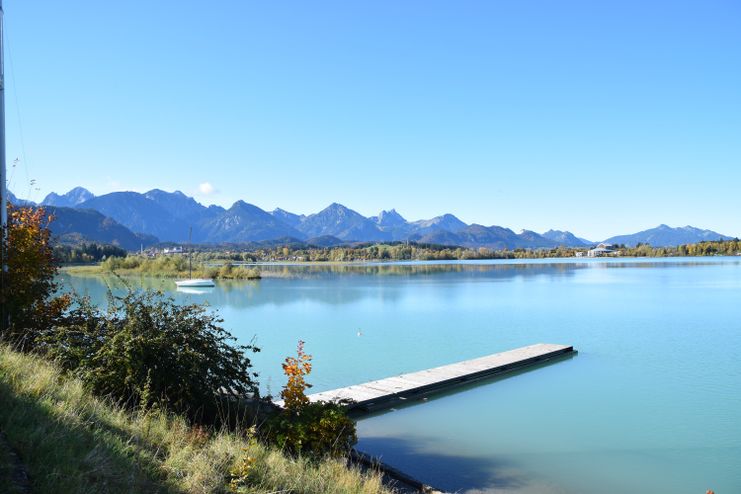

{"left": 175, "top": 278, "right": 215, "bottom": 288}
{"left": 176, "top": 286, "right": 215, "bottom": 295}
{"left": 175, "top": 227, "right": 215, "bottom": 289}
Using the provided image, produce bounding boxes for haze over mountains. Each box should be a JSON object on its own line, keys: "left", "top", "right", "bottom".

{"left": 7, "top": 187, "right": 734, "bottom": 250}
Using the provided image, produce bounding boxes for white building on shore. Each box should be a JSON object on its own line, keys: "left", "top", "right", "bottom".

{"left": 587, "top": 243, "right": 618, "bottom": 257}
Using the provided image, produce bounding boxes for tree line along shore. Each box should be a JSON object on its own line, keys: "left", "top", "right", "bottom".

{"left": 61, "top": 238, "right": 741, "bottom": 277}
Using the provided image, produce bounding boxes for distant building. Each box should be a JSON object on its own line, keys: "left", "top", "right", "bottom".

{"left": 163, "top": 246, "right": 184, "bottom": 255}
{"left": 587, "top": 243, "right": 617, "bottom": 257}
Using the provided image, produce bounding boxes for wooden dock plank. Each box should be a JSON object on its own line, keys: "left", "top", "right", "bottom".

{"left": 286, "top": 343, "right": 574, "bottom": 412}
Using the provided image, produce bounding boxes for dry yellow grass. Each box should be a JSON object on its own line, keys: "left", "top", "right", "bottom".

{"left": 0, "top": 345, "right": 393, "bottom": 494}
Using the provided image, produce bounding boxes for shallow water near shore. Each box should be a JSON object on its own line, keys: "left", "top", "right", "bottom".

{"left": 62, "top": 257, "right": 741, "bottom": 493}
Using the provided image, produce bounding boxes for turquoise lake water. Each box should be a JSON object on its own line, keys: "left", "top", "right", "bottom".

{"left": 62, "top": 258, "right": 741, "bottom": 493}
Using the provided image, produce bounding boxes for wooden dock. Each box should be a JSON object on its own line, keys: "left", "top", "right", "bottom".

{"left": 299, "top": 343, "right": 574, "bottom": 412}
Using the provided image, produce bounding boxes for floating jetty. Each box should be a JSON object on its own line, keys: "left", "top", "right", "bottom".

{"left": 302, "top": 343, "right": 574, "bottom": 412}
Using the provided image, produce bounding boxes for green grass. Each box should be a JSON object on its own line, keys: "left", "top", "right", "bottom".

{"left": 0, "top": 345, "right": 392, "bottom": 494}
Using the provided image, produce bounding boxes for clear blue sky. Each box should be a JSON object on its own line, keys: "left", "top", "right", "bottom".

{"left": 4, "top": 1, "right": 740, "bottom": 240}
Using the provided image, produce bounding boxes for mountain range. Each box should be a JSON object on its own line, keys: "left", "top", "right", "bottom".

{"left": 6, "top": 187, "right": 735, "bottom": 251}
{"left": 604, "top": 224, "right": 733, "bottom": 247}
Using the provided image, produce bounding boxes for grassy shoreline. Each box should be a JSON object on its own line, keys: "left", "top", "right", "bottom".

{"left": 0, "top": 345, "right": 392, "bottom": 494}
{"left": 63, "top": 257, "right": 261, "bottom": 280}
{"left": 62, "top": 252, "right": 741, "bottom": 279}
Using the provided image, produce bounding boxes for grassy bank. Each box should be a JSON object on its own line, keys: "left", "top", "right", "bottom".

{"left": 0, "top": 345, "right": 391, "bottom": 494}
{"left": 65, "top": 256, "right": 261, "bottom": 280}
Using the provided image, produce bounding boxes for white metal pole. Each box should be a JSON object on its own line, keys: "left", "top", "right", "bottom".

{"left": 0, "top": 0, "right": 6, "bottom": 241}
{"left": 0, "top": 0, "right": 8, "bottom": 331}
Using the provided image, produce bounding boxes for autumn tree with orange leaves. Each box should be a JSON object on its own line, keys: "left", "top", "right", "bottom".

{"left": 0, "top": 204, "right": 69, "bottom": 346}
{"left": 280, "top": 339, "right": 313, "bottom": 411}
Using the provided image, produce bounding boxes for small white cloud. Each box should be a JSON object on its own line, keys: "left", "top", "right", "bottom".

{"left": 198, "top": 182, "right": 217, "bottom": 195}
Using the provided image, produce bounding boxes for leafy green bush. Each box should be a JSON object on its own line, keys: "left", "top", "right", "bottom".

{"left": 265, "top": 341, "right": 357, "bottom": 457}
{"left": 39, "top": 290, "right": 259, "bottom": 422}
{"left": 267, "top": 401, "right": 357, "bottom": 458}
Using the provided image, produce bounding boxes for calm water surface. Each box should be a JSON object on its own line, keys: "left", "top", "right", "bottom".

{"left": 62, "top": 258, "right": 741, "bottom": 493}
